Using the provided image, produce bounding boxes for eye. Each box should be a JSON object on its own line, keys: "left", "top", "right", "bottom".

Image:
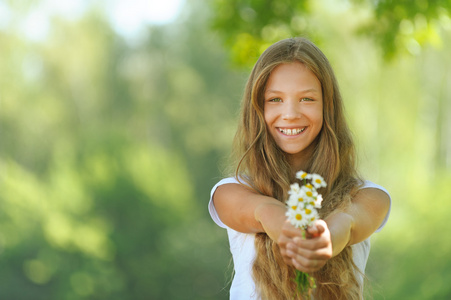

{"left": 268, "top": 97, "right": 282, "bottom": 102}
{"left": 300, "top": 97, "right": 314, "bottom": 102}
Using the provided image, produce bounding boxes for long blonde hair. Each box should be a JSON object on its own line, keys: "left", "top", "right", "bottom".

{"left": 231, "top": 37, "right": 363, "bottom": 299}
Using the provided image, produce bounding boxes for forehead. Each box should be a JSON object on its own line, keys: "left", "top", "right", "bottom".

{"left": 265, "top": 62, "right": 321, "bottom": 94}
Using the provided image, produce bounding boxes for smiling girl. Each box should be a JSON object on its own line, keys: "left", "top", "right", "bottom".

{"left": 208, "top": 37, "right": 391, "bottom": 299}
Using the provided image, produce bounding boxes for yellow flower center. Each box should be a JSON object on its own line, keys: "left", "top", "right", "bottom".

{"left": 295, "top": 214, "right": 303, "bottom": 220}
{"left": 301, "top": 173, "right": 307, "bottom": 178}
{"left": 305, "top": 209, "right": 312, "bottom": 215}
{"left": 306, "top": 191, "right": 313, "bottom": 197}
{"left": 298, "top": 197, "right": 304, "bottom": 202}
{"left": 291, "top": 205, "right": 297, "bottom": 210}
{"left": 315, "top": 179, "right": 322, "bottom": 184}
{"left": 306, "top": 183, "right": 313, "bottom": 189}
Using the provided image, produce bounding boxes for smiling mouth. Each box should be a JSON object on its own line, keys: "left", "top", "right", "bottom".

{"left": 278, "top": 127, "right": 306, "bottom": 135}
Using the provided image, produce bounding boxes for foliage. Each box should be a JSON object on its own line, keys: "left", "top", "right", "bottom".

{"left": 211, "top": 1, "right": 451, "bottom": 299}
{"left": 357, "top": 0, "right": 451, "bottom": 59}
{"left": 0, "top": 1, "right": 237, "bottom": 298}
{"left": 210, "top": 0, "right": 451, "bottom": 66}
{"left": 1, "top": 0, "right": 451, "bottom": 299}
{"left": 211, "top": 0, "right": 311, "bottom": 67}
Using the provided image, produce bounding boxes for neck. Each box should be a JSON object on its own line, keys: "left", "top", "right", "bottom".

{"left": 289, "top": 143, "right": 316, "bottom": 173}
{"left": 289, "top": 153, "right": 310, "bottom": 173}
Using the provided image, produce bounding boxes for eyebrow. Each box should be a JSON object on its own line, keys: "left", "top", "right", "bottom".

{"left": 265, "top": 88, "right": 320, "bottom": 95}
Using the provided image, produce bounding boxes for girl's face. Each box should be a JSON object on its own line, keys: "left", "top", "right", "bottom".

{"left": 264, "top": 62, "right": 323, "bottom": 165}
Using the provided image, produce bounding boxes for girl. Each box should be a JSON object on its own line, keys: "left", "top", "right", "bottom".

{"left": 208, "top": 37, "right": 391, "bottom": 299}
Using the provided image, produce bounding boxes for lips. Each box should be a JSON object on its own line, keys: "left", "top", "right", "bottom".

{"left": 277, "top": 127, "right": 307, "bottom": 136}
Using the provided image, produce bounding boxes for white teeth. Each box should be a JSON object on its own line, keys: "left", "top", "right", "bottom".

{"left": 279, "top": 128, "right": 306, "bottom": 135}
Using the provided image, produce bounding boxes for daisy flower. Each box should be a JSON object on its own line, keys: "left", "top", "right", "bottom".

{"left": 286, "top": 172, "right": 324, "bottom": 229}
{"left": 311, "top": 173, "right": 327, "bottom": 189}
{"left": 284, "top": 172, "right": 327, "bottom": 298}
{"left": 313, "top": 194, "right": 323, "bottom": 208}
{"left": 288, "top": 182, "right": 301, "bottom": 195}
{"left": 295, "top": 170, "right": 311, "bottom": 181}
{"left": 301, "top": 184, "right": 318, "bottom": 199}
{"left": 303, "top": 204, "right": 320, "bottom": 222}
{"left": 286, "top": 207, "right": 309, "bottom": 228}
{"left": 286, "top": 194, "right": 301, "bottom": 210}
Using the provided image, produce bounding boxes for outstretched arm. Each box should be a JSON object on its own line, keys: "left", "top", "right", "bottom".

{"left": 279, "top": 187, "right": 390, "bottom": 272}
{"left": 327, "top": 187, "right": 390, "bottom": 256}
{"left": 213, "top": 183, "right": 329, "bottom": 273}
{"left": 212, "top": 183, "right": 390, "bottom": 272}
{"left": 213, "top": 183, "right": 288, "bottom": 241}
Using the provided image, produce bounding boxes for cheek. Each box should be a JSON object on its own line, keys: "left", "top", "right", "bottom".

{"left": 313, "top": 109, "right": 323, "bottom": 132}
{"left": 264, "top": 109, "right": 274, "bottom": 126}
{"left": 317, "top": 113, "right": 324, "bottom": 127}
{"left": 307, "top": 106, "right": 323, "bottom": 125}
{"left": 316, "top": 105, "right": 323, "bottom": 126}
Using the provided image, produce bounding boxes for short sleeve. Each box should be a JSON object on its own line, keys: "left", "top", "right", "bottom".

{"left": 361, "top": 180, "right": 391, "bottom": 232}
{"left": 208, "top": 177, "right": 241, "bottom": 228}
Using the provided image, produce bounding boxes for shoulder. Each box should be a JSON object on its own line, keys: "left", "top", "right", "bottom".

{"left": 211, "top": 177, "right": 242, "bottom": 196}
{"left": 209, "top": 176, "right": 250, "bottom": 228}
{"left": 217, "top": 176, "right": 241, "bottom": 186}
{"left": 354, "top": 180, "right": 391, "bottom": 232}
{"left": 355, "top": 188, "right": 390, "bottom": 214}
{"left": 358, "top": 180, "right": 391, "bottom": 209}
{"left": 360, "top": 180, "right": 390, "bottom": 196}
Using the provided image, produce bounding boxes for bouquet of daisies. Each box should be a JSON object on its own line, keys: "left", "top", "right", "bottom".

{"left": 285, "top": 171, "right": 327, "bottom": 298}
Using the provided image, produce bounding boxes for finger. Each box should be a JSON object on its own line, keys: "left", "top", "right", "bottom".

{"left": 283, "top": 257, "right": 293, "bottom": 266}
{"left": 281, "top": 242, "right": 298, "bottom": 261}
{"left": 292, "top": 249, "right": 328, "bottom": 269}
{"left": 306, "top": 220, "right": 327, "bottom": 237}
{"left": 291, "top": 255, "right": 326, "bottom": 273}
{"left": 297, "top": 247, "right": 331, "bottom": 261}
{"left": 277, "top": 233, "right": 290, "bottom": 246}
{"left": 280, "top": 250, "right": 293, "bottom": 266}
{"left": 282, "top": 221, "right": 306, "bottom": 238}
{"left": 314, "top": 219, "right": 327, "bottom": 234}
{"left": 306, "top": 224, "right": 319, "bottom": 238}
{"left": 293, "top": 236, "right": 329, "bottom": 251}
{"left": 290, "top": 240, "right": 331, "bottom": 260}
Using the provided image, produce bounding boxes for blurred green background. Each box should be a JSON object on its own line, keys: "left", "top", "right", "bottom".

{"left": 1, "top": 0, "right": 450, "bottom": 299}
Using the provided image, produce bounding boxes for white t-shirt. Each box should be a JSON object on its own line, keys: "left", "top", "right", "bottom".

{"left": 208, "top": 177, "right": 391, "bottom": 300}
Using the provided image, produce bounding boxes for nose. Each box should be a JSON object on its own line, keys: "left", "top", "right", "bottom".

{"left": 282, "top": 101, "right": 302, "bottom": 120}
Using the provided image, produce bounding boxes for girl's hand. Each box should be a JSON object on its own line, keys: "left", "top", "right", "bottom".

{"left": 278, "top": 219, "right": 333, "bottom": 273}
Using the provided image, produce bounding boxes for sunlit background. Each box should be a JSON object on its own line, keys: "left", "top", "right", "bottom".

{"left": 1, "top": 0, "right": 451, "bottom": 299}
